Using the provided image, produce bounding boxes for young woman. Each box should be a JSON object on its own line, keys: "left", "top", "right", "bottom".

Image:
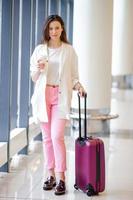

{"left": 30, "top": 15, "right": 86, "bottom": 195}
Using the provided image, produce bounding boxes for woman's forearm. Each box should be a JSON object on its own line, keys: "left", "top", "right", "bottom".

{"left": 31, "top": 70, "right": 41, "bottom": 82}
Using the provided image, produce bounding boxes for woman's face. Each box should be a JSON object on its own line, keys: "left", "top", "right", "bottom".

{"left": 49, "top": 20, "right": 63, "bottom": 41}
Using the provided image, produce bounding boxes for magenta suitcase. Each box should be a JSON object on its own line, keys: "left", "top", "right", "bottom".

{"left": 74, "top": 94, "right": 105, "bottom": 196}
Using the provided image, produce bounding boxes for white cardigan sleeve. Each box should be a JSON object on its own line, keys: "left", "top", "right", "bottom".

{"left": 71, "top": 48, "right": 79, "bottom": 88}
{"left": 30, "top": 46, "right": 41, "bottom": 82}
{"left": 30, "top": 45, "right": 47, "bottom": 82}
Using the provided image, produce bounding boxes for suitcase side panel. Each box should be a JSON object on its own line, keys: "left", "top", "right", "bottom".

{"left": 75, "top": 138, "right": 97, "bottom": 192}
{"left": 75, "top": 138, "right": 105, "bottom": 193}
{"left": 96, "top": 139, "right": 105, "bottom": 192}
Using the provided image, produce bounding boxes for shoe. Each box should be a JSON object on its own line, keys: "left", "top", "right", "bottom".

{"left": 43, "top": 176, "right": 56, "bottom": 190}
{"left": 54, "top": 180, "right": 66, "bottom": 195}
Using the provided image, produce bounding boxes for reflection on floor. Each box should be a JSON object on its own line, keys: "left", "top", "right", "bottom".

{"left": 0, "top": 89, "right": 133, "bottom": 200}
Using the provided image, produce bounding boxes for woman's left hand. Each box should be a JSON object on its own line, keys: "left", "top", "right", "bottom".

{"left": 78, "top": 86, "right": 87, "bottom": 97}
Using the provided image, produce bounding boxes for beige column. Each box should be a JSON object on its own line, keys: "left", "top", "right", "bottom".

{"left": 112, "top": 0, "right": 133, "bottom": 76}
{"left": 71, "top": 0, "right": 113, "bottom": 133}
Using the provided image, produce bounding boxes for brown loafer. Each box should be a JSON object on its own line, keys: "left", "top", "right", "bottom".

{"left": 54, "top": 180, "right": 66, "bottom": 195}
{"left": 43, "top": 176, "right": 56, "bottom": 190}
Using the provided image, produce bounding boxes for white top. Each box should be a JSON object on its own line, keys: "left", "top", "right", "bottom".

{"left": 47, "top": 46, "right": 62, "bottom": 85}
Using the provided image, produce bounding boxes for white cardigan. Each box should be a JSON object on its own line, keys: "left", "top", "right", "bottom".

{"left": 30, "top": 42, "right": 79, "bottom": 123}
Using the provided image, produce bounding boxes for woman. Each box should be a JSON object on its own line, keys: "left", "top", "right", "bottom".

{"left": 30, "top": 15, "right": 86, "bottom": 195}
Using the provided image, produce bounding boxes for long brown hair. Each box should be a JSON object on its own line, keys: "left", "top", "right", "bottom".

{"left": 41, "top": 15, "right": 69, "bottom": 44}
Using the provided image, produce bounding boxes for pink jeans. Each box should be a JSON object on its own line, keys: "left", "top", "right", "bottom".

{"left": 40, "top": 86, "right": 67, "bottom": 172}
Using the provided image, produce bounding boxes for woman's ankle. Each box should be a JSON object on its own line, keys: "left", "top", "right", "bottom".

{"left": 48, "top": 169, "right": 55, "bottom": 178}
{"left": 56, "top": 172, "right": 65, "bottom": 182}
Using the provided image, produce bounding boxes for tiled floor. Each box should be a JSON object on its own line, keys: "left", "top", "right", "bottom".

{"left": 0, "top": 89, "right": 133, "bottom": 200}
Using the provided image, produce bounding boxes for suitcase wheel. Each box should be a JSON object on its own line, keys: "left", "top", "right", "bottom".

{"left": 87, "top": 190, "right": 98, "bottom": 196}
{"left": 86, "top": 184, "right": 98, "bottom": 196}
{"left": 74, "top": 184, "right": 78, "bottom": 190}
{"left": 87, "top": 190, "right": 92, "bottom": 196}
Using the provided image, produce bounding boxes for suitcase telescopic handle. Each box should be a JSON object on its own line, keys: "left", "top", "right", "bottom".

{"left": 78, "top": 93, "right": 87, "bottom": 139}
